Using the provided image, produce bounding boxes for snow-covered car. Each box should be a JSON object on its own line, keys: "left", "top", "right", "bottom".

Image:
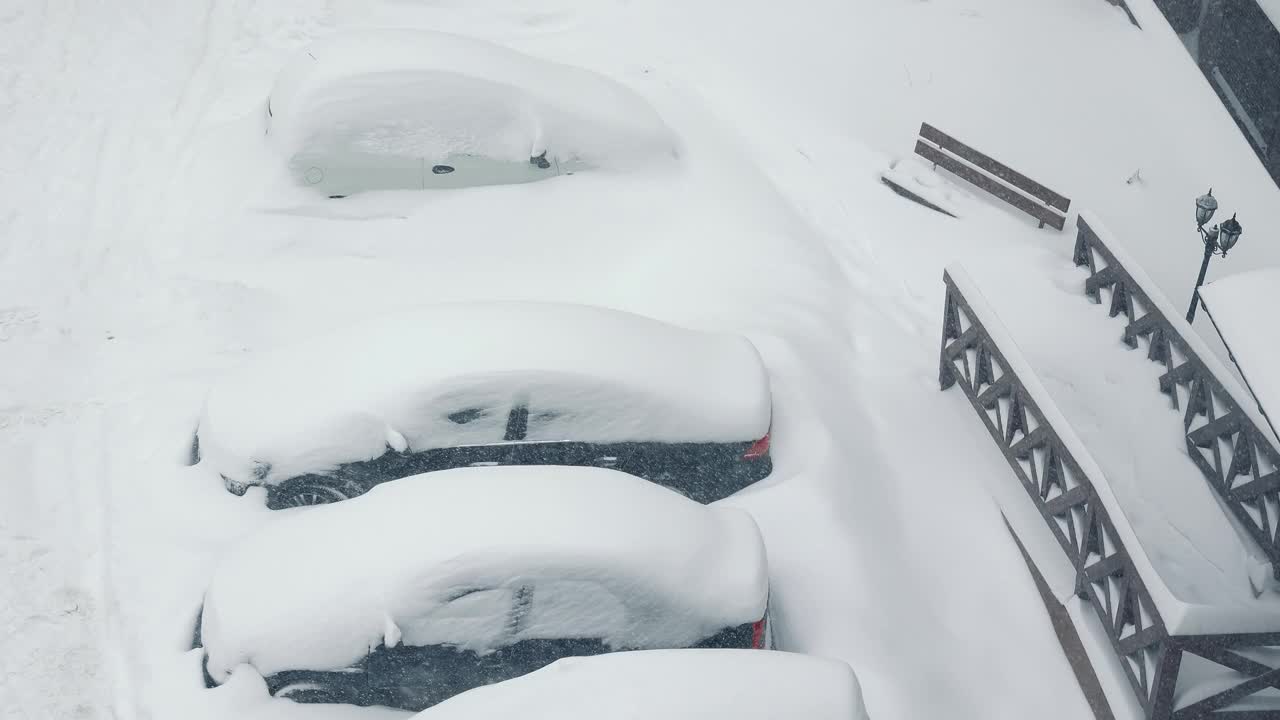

{"left": 415, "top": 649, "right": 869, "bottom": 720}
{"left": 193, "top": 302, "right": 773, "bottom": 508}
{"left": 194, "top": 466, "right": 772, "bottom": 711}
{"left": 268, "top": 29, "right": 676, "bottom": 196}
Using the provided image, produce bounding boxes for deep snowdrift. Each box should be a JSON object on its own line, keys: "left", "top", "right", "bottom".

{"left": 200, "top": 466, "right": 768, "bottom": 681}
{"left": 416, "top": 649, "right": 868, "bottom": 719}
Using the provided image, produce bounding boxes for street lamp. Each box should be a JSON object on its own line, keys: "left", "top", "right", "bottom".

{"left": 1186, "top": 189, "right": 1244, "bottom": 323}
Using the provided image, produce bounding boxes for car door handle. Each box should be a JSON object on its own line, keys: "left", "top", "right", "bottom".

{"left": 469, "top": 461, "right": 501, "bottom": 467}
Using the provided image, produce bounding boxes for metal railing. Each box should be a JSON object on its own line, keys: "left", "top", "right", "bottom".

{"left": 941, "top": 267, "right": 1176, "bottom": 717}
{"left": 942, "top": 265, "right": 1280, "bottom": 719}
{"left": 1073, "top": 214, "right": 1280, "bottom": 578}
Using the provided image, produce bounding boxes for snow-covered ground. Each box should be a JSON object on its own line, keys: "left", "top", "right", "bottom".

{"left": 3, "top": 0, "right": 1279, "bottom": 718}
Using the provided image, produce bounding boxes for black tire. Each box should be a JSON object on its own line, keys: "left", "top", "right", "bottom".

{"left": 268, "top": 478, "right": 366, "bottom": 509}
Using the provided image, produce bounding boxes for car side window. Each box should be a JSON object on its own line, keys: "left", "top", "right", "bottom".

{"left": 520, "top": 407, "right": 569, "bottom": 442}
{"left": 398, "top": 586, "right": 515, "bottom": 650}
{"left": 516, "top": 580, "right": 626, "bottom": 641}
{"left": 404, "top": 385, "right": 516, "bottom": 450}
{"left": 447, "top": 408, "right": 488, "bottom": 425}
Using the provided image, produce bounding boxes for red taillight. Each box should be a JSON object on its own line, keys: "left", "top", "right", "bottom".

{"left": 751, "top": 618, "right": 767, "bottom": 649}
{"left": 743, "top": 433, "right": 770, "bottom": 460}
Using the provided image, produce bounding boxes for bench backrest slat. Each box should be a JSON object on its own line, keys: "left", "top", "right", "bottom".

{"left": 919, "top": 123, "right": 1071, "bottom": 213}
{"left": 915, "top": 141, "right": 1067, "bottom": 231}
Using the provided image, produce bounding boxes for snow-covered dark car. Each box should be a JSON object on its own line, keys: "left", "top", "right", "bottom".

{"left": 192, "top": 302, "right": 773, "bottom": 508}
{"left": 414, "top": 650, "right": 868, "bottom": 720}
{"left": 267, "top": 29, "right": 675, "bottom": 196}
{"left": 193, "top": 467, "right": 772, "bottom": 711}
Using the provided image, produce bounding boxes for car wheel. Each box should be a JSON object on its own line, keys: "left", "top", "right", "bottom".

{"left": 276, "top": 681, "right": 351, "bottom": 705}
{"left": 271, "top": 479, "right": 365, "bottom": 508}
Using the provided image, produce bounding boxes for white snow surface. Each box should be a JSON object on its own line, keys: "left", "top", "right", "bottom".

{"left": 198, "top": 301, "right": 772, "bottom": 486}
{"left": 201, "top": 466, "right": 768, "bottom": 681}
{"left": 881, "top": 155, "right": 976, "bottom": 218}
{"left": 269, "top": 28, "right": 676, "bottom": 168}
{"left": 1200, "top": 269, "right": 1280, "bottom": 443}
{"left": 415, "top": 649, "right": 868, "bottom": 720}
{"left": 6, "top": 0, "right": 1280, "bottom": 718}
{"left": 1258, "top": 0, "right": 1280, "bottom": 31}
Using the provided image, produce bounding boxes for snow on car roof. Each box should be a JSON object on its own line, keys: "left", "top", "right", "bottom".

{"left": 1200, "top": 269, "right": 1280, "bottom": 446}
{"left": 198, "top": 301, "right": 772, "bottom": 487}
{"left": 268, "top": 28, "right": 675, "bottom": 167}
{"left": 415, "top": 650, "right": 869, "bottom": 720}
{"left": 200, "top": 466, "right": 769, "bottom": 682}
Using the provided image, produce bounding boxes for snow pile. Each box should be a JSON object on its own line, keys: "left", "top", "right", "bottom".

{"left": 200, "top": 466, "right": 768, "bottom": 682}
{"left": 1200, "top": 269, "right": 1280, "bottom": 444}
{"left": 881, "top": 155, "right": 976, "bottom": 218}
{"left": 269, "top": 28, "right": 677, "bottom": 172}
{"left": 196, "top": 301, "right": 771, "bottom": 487}
{"left": 416, "top": 649, "right": 867, "bottom": 720}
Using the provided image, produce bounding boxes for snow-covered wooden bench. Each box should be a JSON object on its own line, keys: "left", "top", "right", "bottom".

{"left": 887, "top": 123, "right": 1071, "bottom": 230}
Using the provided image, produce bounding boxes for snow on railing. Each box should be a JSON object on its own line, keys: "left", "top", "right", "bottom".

{"left": 941, "top": 265, "right": 1178, "bottom": 718}
{"left": 945, "top": 255, "right": 1280, "bottom": 719}
{"left": 1073, "top": 212, "right": 1280, "bottom": 580}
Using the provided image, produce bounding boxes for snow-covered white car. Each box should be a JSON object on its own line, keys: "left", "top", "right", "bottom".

{"left": 193, "top": 302, "right": 773, "bottom": 509}
{"left": 415, "top": 649, "right": 869, "bottom": 720}
{"left": 267, "top": 29, "right": 676, "bottom": 196}
{"left": 194, "top": 466, "right": 772, "bottom": 711}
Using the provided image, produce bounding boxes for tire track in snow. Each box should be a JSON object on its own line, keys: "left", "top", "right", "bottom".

{"left": 0, "top": 405, "right": 113, "bottom": 720}
{"left": 0, "top": 2, "right": 233, "bottom": 716}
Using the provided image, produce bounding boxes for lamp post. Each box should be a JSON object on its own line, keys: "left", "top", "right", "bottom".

{"left": 1186, "top": 189, "right": 1244, "bottom": 323}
